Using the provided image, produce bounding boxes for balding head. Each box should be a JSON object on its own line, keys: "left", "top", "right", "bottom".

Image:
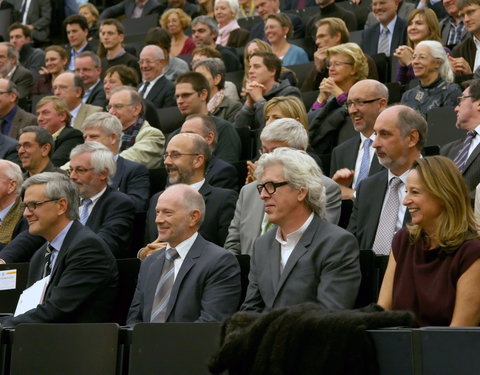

{"left": 140, "top": 45, "right": 166, "bottom": 82}
{"left": 347, "top": 79, "right": 389, "bottom": 136}
{"left": 155, "top": 183, "right": 205, "bottom": 247}
{"left": 53, "top": 71, "right": 84, "bottom": 109}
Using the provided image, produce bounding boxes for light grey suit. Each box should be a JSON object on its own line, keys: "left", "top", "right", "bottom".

{"left": 127, "top": 234, "right": 241, "bottom": 324}
{"left": 224, "top": 176, "right": 342, "bottom": 256}
{"left": 241, "top": 215, "right": 361, "bottom": 312}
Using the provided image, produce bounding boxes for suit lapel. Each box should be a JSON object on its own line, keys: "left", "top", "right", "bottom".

{"left": 463, "top": 143, "right": 480, "bottom": 173}
{"left": 268, "top": 238, "right": 281, "bottom": 291}
{"left": 272, "top": 216, "right": 318, "bottom": 302}
{"left": 85, "top": 188, "right": 110, "bottom": 227}
{"left": 165, "top": 236, "right": 202, "bottom": 320}
{"left": 111, "top": 157, "right": 124, "bottom": 189}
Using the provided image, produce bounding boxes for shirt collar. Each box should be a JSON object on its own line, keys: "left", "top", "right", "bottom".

{"left": 49, "top": 220, "right": 74, "bottom": 252}
{"left": 0, "top": 200, "right": 16, "bottom": 221}
{"left": 190, "top": 179, "right": 205, "bottom": 191}
{"left": 275, "top": 212, "right": 314, "bottom": 244}
{"left": 166, "top": 231, "right": 198, "bottom": 260}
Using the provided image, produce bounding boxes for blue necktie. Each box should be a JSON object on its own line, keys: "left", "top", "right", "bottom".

{"left": 79, "top": 198, "right": 92, "bottom": 225}
{"left": 355, "top": 138, "right": 373, "bottom": 189}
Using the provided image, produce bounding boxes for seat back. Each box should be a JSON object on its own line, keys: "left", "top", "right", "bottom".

{"left": 0, "top": 263, "right": 29, "bottom": 314}
{"left": 113, "top": 258, "right": 141, "bottom": 325}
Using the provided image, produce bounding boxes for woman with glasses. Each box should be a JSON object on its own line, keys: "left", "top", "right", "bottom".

{"left": 400, "top": 40, "right": 461, "bottom": 115}
{"left": 309, "top": 43, "right": 368, "bottom": 171}
{"left": 378, "top": 156, "right": 480, "bottom": 326}
{"left": 265, "top": 13, "right": 309, "bottom": 66}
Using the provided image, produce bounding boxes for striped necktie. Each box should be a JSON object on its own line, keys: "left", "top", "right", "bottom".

{"left": 378, "top": 27, "right": 390, "bottom": 55}
{"left": 453, "top": 131, "right": 476, "bottom": 172}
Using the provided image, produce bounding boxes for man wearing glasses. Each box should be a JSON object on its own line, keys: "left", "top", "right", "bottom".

{"left": 0, "top": 172, "right": 118, "bottom": 328}
{"left": 241, "top": 147, "right": 360, "bottom": 312}
{"left": 441, "top": 79, "right": 480, "bottom": 196}
{"left": 330, "top": 79, "right": 387, "bottom": 201}
{"left": 108, "top": 85, "right": 165, "bottom": 169}
{"left": 144, "top": 133, "right": 237, "bottom": 252}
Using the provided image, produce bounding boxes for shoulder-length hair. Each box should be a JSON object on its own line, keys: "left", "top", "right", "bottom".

{"left": 407, "top": 156, "right": 479, "bottom": 252}
{"left": 326, "top": 42, "right": 368, "bottom": 82}
{"left": 407, "top": 8, "right": 441, "bottom": 48}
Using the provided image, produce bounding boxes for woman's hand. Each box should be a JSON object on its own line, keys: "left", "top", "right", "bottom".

{"left": 245, "top": 160, "right": 257, "bottom": 184}
{"left": 314, "top": 47, "right": 328, "bottom": 72}
{"left": 38, "top": 66, "right": 49, "bottom": 75}
{"left": 394, "top": 45, "right": 414, "bottom": 67}
{"left": 319, "top": 77, "right": 343, "bottom": 100}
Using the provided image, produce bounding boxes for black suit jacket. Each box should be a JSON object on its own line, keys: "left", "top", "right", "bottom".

{"left": 361, "top": 17, "right": 407, "bottom": 56}
{"left": 145, "top": 182, "right": 238, "bottom": 246}
{"left": 111, "top": 156, "right": 150, "bottom": 213}
{"left": 1, "top": 221, "right": 118, "bottom": 328}
{"left": 329, "top": 134, "right": 384, "bottom": 182}
{"left": 206, "top": 155, "right": 238, "bottom": 191}
{"left": 248, "top": 13, "right": 305, "bottom": 41}
{"left": 143, "top": 75, "right": 176, "bottom": 109}
{"left": 348, "top": 169, "right": 410, "bottom": 250}
{"left": 85, "top": 81, "right": 107, "bottom": 108}
{"left": 441, "top": 139, "right": 480, "bottom": 197}
{"left": 0, "top": 134, "right": 20, "bottom": 164}
{"left": 52, "top": 126, "right": 84, "bottom": 167}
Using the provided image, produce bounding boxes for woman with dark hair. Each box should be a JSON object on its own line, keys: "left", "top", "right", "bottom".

{"left": 379, "top": 156, "right": 480, "bottom": 327}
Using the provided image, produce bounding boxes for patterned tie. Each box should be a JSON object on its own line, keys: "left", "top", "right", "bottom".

{"left": 151, "top": 248, "right": 180, "bottom": 323}
{"left": 139, "top": 81, "right": 150, "bottom": 98}
{"left": 355, "top": 138, "right": 373, "bottom": 190}
{"left": 372, "top": 177, "right": 402, "bottom": 255}
{"left": 453, "top": 131, "right": 476, "bottom": 172}
{"left": 79, "top": 198, "right": 92, "bottom": 225}
{"left": 378, "top": 27, "right": 390, "bottom": 55}
{"left": 43, "top": 244, "right": 55, "bottom": 278}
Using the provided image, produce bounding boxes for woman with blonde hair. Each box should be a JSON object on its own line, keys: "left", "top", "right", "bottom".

{"left": 160, "top": 9, "right": 195, "bottom": 56}
{"left": 379, "top": 156, "right": 480, "bottom": 327}
{"left": 401, "top": 40, "right": 461, "bottom": 114}
{"left": 78, "top": 3, "right": 100, "bottom": 39}
{"left": 214, "top": 0, "right": 249, "bottom": 47}
{"left": 394, "top": 8, "right": 443, "bottom": 84}
{"left": 264, "top": 96, "right": 308, "bottom": 130}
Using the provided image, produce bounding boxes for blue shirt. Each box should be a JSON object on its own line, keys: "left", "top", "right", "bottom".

{"left": 1, "top": 106, "right": 17, "bottom": 136}
{"left": 48, "top": 220, "right": 74, "bottom": 273}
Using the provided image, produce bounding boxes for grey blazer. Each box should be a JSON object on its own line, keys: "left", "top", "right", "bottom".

{"left": 241, "top": 215, "right": 361, "bottom": 312}
{"left": 224, "top": 175, "right": 342, "bottom": 256}
{"left": 127, "top": 234, "right": 241, "bottom": 324}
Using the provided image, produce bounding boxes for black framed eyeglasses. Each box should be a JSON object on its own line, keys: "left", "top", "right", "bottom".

{"left": 163, "top": 152, "right": 200, "bottom": 161}
{"left": 21, "top": 199, "right": 59, "bottom": 212}
{"left": 256, "top": 181, "right": 289, "bottom": 195}
{"left": 457, "top": 95, "right": 473, "bottom": 104}
{"left": 345, "top": 98, "right": 382, "bottom": 109}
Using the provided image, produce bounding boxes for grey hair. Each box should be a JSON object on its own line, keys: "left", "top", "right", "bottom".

{"left": 214, "top": 0, "right": 240, "bottom": 19}
{"left": 260, "top": 118, "right": 309, "bottom": 150}
{"left": 394, "top": 105, "right": 428, "bottom": 150}
{"left": 165, "top": 183, "right": 206, "bottom": 226}
{"left": 192, "top": 16, "right": 219, "bottom": 35}
{"left": 192, "top": 57, "right": 226, "bottom": 90}
{"left": 184, "top": 114, "right": 218, "bottom": 149}
{"left": 0, "top": 160, "right": 23, "bottom": 195}
{"left": 254, "top": 147, "right": 326, "bottom": 218}
{"left": 417, "top": 40, "right": 454, "bottom": 83}
{"left": 23, "top": 172, "right": 80, "bottom": 220}
{"left": 76, "top": 51, "right": 102, "bottom": 68}
{"left": 140, "top": 45, "right": 166, "bottom": 60}
{"left": 69, "top": 141, "right": 117, "bottom": 183}
{"left": 110, "top": 85, "right": 145, "bottom": 116}
{"left": 0, "top": 42, "right": 18, "bottom": 60}
{"left": 82, "top": 112, "right": 123, "bottom": 150}
{"left": 4, "top": 80, "right": 19, "bottom": 101}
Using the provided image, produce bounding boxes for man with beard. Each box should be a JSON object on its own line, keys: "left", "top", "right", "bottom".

{"left": 143, "top": 133, "right": 237, "bottom": 256}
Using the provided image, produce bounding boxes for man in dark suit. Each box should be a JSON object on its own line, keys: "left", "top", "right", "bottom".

{"left": 8, "top": 23, "right": 44, "bottom": 78}
{"left": 441, "top": 79, "right": 480, "bottom": 196}
{"left": 128, "top": 184, "right": 240, "bottom": 324}
{"left": 225, "top": 118, "right": 341, "bottom": 256}
{"left": 248, "top": 0, "right": 305, "bottom": 41}
{"left": 240, "top": 148, "right": 360, "bottom": 312}
{"left": 81, "top": 112, "right": 150, "bottom": 213}
{"left": 35, "top": 96, "right": 84, "bottom": 166}
{"left": 63, "top": 15, "right": 95, "bottom": 72}
{"left": 138, "top": 45, "right": 176, "bottom": 109}
{"left": 361, "top": 0, "right": 407, "bottom": 56}
{"left": 144, "top": 133, "right": 238, "bottom": 251}
{"left": 100, "top": 0, "right": 164, "bottom": 20}
{"left": 75, "top": 52, "right": 107, "bottom": 108}
{"left": 348, "top": 105, "right": 426, "bottom": 254}
{"left": 0, "top": 42, "right": 33, "bottom": 100}
{"left": 0, "top": 79, "right": 36, "bottom": 139}
{"left": 330, "top": 80, "right": 387, "bottom": 201}
{"left": 0, "top": 172, "right": 118, "bottom": 328}
{"left": 180, "top": 114, "right": 238, "bottom": 191}
{"left": 69, "top": 142, "right": 136, "bottom": 257}
{"left": 12, "top": 0, "right": 51, "bottom": 43}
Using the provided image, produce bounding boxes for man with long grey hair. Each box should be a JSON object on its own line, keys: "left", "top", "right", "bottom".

{"left": 241, "top": 147, "right": 360, "bottom": 312}
{"left": 0, "top": 172, "right": 118, "bottom": 328}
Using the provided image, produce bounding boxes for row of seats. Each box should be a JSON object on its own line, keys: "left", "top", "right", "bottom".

{"left": 0, "top": 323, "right": 479, "bottom": 374}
